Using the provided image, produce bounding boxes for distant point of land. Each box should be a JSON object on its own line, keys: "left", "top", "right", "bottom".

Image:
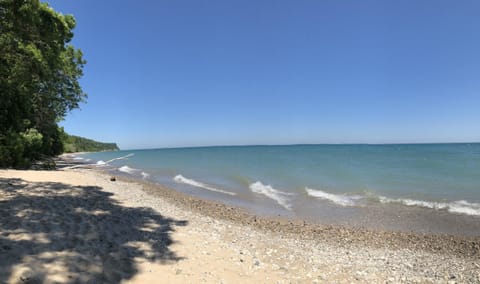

{"left": 63, "top": 134, "right": 119, "bottom": 153}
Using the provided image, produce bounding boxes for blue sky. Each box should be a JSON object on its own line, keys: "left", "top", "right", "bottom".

{"left": 48, "top": 0, "right": 480, "bottom": 149}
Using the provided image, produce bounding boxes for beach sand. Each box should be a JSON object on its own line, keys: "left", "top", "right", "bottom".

{"left": 0, "top": 166, "right": 479, "bottom": 283}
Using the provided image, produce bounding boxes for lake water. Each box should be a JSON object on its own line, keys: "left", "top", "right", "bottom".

{"left": 77, "top": 144, "right": 480, "bottom": 222}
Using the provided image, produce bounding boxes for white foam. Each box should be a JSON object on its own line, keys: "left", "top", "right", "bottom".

{"left": 379, "top": 197, "right": 480, "bottom": 216}
{"left": 448, "top": 200, "right": 480, "bottom": 216}
{"left": 105, "top": 153, "right": 134, "bottom": 164}
{"left": 174, "top": 175, "right": 236, "bottom": 196}
{"left": 118, "top": 165, "right": 138, "bottom": 174}
{"left": 95, "top": 153, "right": 134, "bottom": 167}
{"left": 73, "top": 157, "right": 84, "bottom": 160}
{"left": 379, "top": 196, "right": 449, "bottom": 210}
{"left": 249, "top": 181, "right": 293, "bottom": 210}
{"left": 141, "top": 172, "right": 150, "bottom": 179}
{"left": 305, "top": 188, "right": 361, "bottom": 206}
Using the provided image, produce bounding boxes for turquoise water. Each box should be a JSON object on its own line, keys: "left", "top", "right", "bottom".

{"left": 77, "top": 144, "right": 480, "bottom": 218}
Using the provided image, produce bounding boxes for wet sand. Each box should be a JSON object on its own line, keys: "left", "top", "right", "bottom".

{"left": 0, "top": 165, "right": 479, "bottom": 283}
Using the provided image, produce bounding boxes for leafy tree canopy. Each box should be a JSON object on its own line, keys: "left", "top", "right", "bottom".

{"left": 0, "top": 0, "right": 87, "bottom": 167}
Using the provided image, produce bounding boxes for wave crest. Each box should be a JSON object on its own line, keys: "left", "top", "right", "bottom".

{"left": 173, "top": 175, "right": 236, "bottom": 196}
{"left": 306, "top": 188, "right": 361, "bottom": 206}
{"left": 118, "top": 165, "right": 138, "bottom": 174}
{"left": 249, "top": 181, "right": 293, "bottom": 210}
{"left": 95, "top": 153, "right": 135, "bottom": 167}
{"left": 379, "top": 197, "right": 480, "bottom": 216}
{"left": 449, "top": 200, "right": 480, "bottom": 216}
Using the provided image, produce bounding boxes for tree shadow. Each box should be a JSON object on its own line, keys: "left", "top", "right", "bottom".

{"left": 0, "top": 177, "right": 187, "bottom": 283}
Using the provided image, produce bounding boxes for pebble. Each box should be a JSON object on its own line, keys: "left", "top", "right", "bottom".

{"left": 39, "top": 167, "right": 480, "bottom": 283}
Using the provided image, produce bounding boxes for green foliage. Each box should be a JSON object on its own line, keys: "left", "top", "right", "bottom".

{"left": 21, "top": 128, "right": 43, "bottom": 159}
{"left": 62, "top": 132, "right": 119, "bottom": 153}
{"left": 0, "top": 131, "right": 26, "bottom": 167}
{"left": 0, "top": 0, "right": 87, "bottom": 167}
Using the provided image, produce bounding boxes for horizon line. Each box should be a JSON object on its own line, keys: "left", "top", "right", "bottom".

{"left": 119, "top": 141, "right": 480, "bottom": 151}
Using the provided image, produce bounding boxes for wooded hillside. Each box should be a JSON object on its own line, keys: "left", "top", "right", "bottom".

{"left": 63, "top": 134, "right": 119, "bottom": 153}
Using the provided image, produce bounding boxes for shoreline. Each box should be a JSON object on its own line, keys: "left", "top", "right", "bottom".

{"left": 114, "top": 171, "right": 480, "bottom": 260}
{"left": 1, "top": 164, "right": 479, "bottom": 282}
{"left": 59, "top": 154, "right": 480, "bottom": 257}
{"left": 67, "top": 151, "right": 480, "bottom": 237}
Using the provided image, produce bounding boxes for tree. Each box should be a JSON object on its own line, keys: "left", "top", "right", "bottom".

{"left": 0, "top": 0, "right": 86, "bottom": 167}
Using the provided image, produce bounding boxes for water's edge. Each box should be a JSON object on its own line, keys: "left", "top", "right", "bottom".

{"left": 66, "top": 143, "right": 480, "bottom": 236}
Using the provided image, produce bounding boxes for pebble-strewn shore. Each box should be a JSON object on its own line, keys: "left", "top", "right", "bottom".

{"left": 127, "top": 175, "right": 480, "bottom": 282}
{"left": 1, "top": 167, "right": 479, "bottom": 283}
{"left": 133, "top": 175, "right": 480, "bottom": 258}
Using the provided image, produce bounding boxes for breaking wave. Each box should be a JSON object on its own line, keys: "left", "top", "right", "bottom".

{"left": 141, "top": 172, "right": 150, "bottom": 179}
{"left": 306, "top": 188, "right": 362, "bottom": 206}
{"left": 95, "top": 153, "right": 135, "bottom": 167}
{"left": 249, "top": 181, "right": 293, "bottom": 210}
{"left": 105, "top": 153, "right": 134, "bottom": 164}
{"left": 379, "top": 197, "right": 480, "bottom": 216}
{"left": 118, "top": 165, "right": 138, "bottom": 174}
{"left": 173, "top": 175, "right": 236, "bottom": 196}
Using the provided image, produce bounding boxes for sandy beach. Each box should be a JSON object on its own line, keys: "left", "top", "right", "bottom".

{"left": 1, "top": 165, "right": 479, "bottom": 283}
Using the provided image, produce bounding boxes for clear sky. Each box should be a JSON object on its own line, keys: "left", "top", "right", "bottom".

{"left": 47, "top": 0, "right": 480, "bottom": 150}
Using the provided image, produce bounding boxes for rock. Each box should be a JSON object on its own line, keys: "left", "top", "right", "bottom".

{"left": 110, "top": 176, "right": 116, "bottom": 181}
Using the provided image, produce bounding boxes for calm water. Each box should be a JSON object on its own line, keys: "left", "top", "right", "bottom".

{"left": 77, "top": 144, "right": 480, "bottom": 219}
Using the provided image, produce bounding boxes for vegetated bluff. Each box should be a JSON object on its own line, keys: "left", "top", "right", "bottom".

{"left": 63, "top": 134, "right": 119, "bottom": 153}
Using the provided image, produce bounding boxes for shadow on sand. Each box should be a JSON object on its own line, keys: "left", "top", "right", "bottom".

{"left": 0, "top": 177, "right": 187, "bottom": 283}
